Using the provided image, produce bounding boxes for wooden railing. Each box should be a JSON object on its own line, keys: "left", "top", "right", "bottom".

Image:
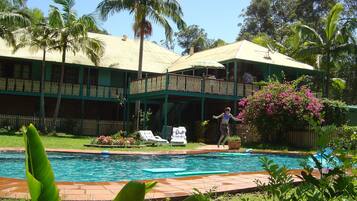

{"left": 0, "top": 77, "right": 123, "bottom": 99}
{"left": 130, "top": 74, "right": 260, "bottom": 97}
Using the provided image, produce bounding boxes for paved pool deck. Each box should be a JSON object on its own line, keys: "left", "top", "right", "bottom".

{"left": 0, "top": 146, "right": 314, "bottom": 200}
{"left": 0, "top": 170, "right": 314, "bottom": 201}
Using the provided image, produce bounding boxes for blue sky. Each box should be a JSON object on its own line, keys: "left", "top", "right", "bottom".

{"left": 27, "top": 0, "right": 250, "bottom": 53}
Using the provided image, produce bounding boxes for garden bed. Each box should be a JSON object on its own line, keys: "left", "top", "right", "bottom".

{"left": 84, "top": 144, "right": 146, "bottom": 148}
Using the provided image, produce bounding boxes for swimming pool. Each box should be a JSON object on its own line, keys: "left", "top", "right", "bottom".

{"left": 0, "top": 152, "right": 305, "bottom": 182}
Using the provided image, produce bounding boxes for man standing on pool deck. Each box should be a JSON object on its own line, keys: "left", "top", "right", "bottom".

{"left": 213, "top": 107, "right": 239, "bottom": 148}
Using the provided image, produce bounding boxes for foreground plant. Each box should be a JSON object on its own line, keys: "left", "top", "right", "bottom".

{"left": 23, "top": 124, "right": 156, "bottom": 201}
{"left": 23, "top": 124, "right": 60, "bottom": 201}
{"left": 255, "top": 153, "right": 356, "bottom": 201}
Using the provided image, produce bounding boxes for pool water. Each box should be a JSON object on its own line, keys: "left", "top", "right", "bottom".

{"left": 0, "top": 152, "right": 306, "bottom": 182}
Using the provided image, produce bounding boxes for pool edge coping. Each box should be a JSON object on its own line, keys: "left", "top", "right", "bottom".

{"left": 0, "top": 147, "right": 313, "bottom": 156}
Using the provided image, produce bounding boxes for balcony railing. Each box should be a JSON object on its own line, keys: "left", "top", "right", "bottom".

{"left": 129, "top": 74, "right": 260, "bottom": 97}
{"left": 0, "top": 77, "right": 123, "bottom": 99}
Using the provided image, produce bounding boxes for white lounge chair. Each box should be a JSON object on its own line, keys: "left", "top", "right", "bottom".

{"left": 139, "top": 130, "right": 168, "bottom": 144}
{"left": 171, "top": 127, "right": 187, "bottom": 146}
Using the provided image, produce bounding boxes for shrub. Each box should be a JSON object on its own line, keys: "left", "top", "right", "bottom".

{"left": 193, "top": 120, "right": 209, "bottom": 142}
{"left": 237, "top": 82, "right": 323, "bottom": 143}
{"left": 94, "top": 135, "right": 113, "bottom": 145}
{"left": 321, "top": 98, "right": 348, "bottom": 126}
{"left": 92, "top": 135, "right": 138, "bottom": 146}
{"left": 60, "top": 119, "right": 79, "bottom": 134}
{"left": 227, "top": 135, "right": 241, "bottom": 141}
{"left": 255, "top": 152, "right": 356, "bottom": 201}
{"left": 331, "top": 126, "right": 357, "bottom": 152}
{"left": 112, "top": 137, "right": 136, "bottom": 146}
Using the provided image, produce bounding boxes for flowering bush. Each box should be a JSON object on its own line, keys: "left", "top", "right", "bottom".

{"left": 237, "top": 82, "right": 323, "bottom": 143}
{"left": 92, "top": 135, "right": 137, "bottom": 145}
{"left": 95, "top": 135, "right": 113, "bottom": 145}
{"left": 112, "top": 137, "right": 136, "bottom": 146}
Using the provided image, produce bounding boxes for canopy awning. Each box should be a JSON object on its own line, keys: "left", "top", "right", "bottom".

{"left": 190, "top": 60, "right": 225, "bottom": 69}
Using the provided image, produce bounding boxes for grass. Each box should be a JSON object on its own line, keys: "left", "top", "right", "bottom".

{"left": 0, "top": 130, "right": 314, "bottom": 153}
{"left": 0, "top": 131, "right": 202, "bottom": 151}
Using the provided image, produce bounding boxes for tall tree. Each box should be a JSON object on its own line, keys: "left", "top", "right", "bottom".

{"left": 209, "top": 39, "right": 227, "bottom": 48}
{"left": 14, "top": 9, "right": 56, "bottom": 132}
{"left": 97, "top": 0, "right": 186, "bottom": 129}
{"left": 175, "top": 24, "right": 210, "bottom": 55}
{"left": 295, "top": 3, "right": 356, "bottom": 97}
{"left": 49, "top": 0, "right": 104, "bottom": 132}
{"left": 237, "top": 0, "right": 340, "bottom": 42}
{"left": 237, "top": 0, "right": 275, "bottom": 41}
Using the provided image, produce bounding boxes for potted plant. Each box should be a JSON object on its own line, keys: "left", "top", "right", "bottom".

{"left": 228, "top": 135, "right": 241, "bottom": 150}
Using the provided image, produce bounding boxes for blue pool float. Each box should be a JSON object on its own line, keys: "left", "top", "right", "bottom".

{"left": 101, "top": 150, "right": 110, "bottom": 155}
{"left": 308, "top": 148, "right": 341, "bottom": 169}
{"left": 142, "top": 168, "right": 186, "bottom": 173}
{"left": 174, "top": 170, "right": 229, "bottom": 176}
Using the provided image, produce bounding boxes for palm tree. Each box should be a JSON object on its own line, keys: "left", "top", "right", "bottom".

{"left": 97, "top": 0, "right": 186, "bottom": 129}
{"left": 14, "top": 10, "right": 56, "bottom": 132}
{"left": 0, "top": 0, "right": 30, "bottom": 46}
{"left": 295, "top": 3, "right": 356, "bottom": 97}
{"left": 49, "top": 0, "right": 104, "bottom": 132}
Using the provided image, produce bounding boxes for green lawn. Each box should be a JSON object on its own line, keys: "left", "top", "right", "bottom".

{"left": 0, "top": 132, "right": 202, "bottom": 151}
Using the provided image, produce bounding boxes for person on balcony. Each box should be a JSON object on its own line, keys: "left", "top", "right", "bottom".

{"left": 213, "top": 107, "right": 239, "bottom": 148}
{"left": 243, "top": 72, "right": 253, "bottom": 84}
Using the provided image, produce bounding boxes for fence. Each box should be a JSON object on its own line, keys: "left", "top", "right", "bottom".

{"left": 286, "top": 130, "right": 318, "bottom": 148}
{"left": 0, "top": 114, "right": 124, "bottom": 136}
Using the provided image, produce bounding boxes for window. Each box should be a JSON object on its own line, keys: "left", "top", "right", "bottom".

{"left": 83, "top": 68, "right": 98, "bottom": 85}
{"left": 51, "top": 65, "right": 79, "bottom": 83}
{"left": 14, "top": 64, "right": 30, "bottom": 79}
{"left": 0, "top": 60, "right": 31, "bottom": 79}
{"left": 64, "top": 67, "right": 79, "bottom": 83}
{"left": 51, "top": 65, "right": 61, "bottom": 82}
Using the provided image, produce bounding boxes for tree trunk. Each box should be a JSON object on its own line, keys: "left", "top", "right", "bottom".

{"left": 325, "top": 52, "right": 330, "bottom": 98}
{"left": 52, "top": 46, "right": 66, "bottom": 132}
{"left": 40, "top": 48, "right": 46, "bottom": 133}
{"left": 135, "top": 20, "right": 145, "bottom": 130}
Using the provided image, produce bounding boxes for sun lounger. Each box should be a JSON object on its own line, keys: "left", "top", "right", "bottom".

{"left": 139, "top": 130, "right": 168, "bottom": 144}
{"left": 171, "top": 126, "right": 187, "bottom": 146}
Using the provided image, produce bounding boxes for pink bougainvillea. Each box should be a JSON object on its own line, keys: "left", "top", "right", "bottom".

{"left": 237, "top": 82, "right": 323, "bottom": 142}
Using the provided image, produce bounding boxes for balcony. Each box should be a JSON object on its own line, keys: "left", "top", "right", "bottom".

{"left": 129, "top": 74, "right": 260, "bottom": 98}
{"left": 0, "top": 77, "right": 124, "bottom": 101}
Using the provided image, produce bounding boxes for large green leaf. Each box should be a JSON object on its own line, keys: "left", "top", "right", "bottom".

{"left": 23, "top": 124, "right": 60, "bottom": 201}
{"left": 325, "top": 3, "right": 344, "bottom": 41}
{"left": 113, "top": 181, "right": 157, "bottom": 201}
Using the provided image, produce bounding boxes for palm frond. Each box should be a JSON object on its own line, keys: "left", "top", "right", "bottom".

{"left": 48, "top": 5, "right": 65, "bottom": 28}
{"left": 96, "top": 0, "right": 135, "bottom": 20}
{"left": 147, "top": 7, "right": 173, "bottom": 41}
{"left": 0, "top": 11, "right": 30, "bottom": 27}
{"left": 325, "top": 3, "right": 344, "bottom": 41}
{"left": 80, "top": 37, "right": 104, "bottom": 66}
{"left": 160, "top": 0, "right": 186, "bottom": 30}
{"left": 297, "top": 24, "right": 324, "bottom": 46}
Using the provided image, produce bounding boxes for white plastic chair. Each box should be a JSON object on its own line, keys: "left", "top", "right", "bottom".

{"left": 171, "top": 127, "right": 187, "bottom": 146}
{"left": 139, "top": 130, "right": 168, "bottom": 144}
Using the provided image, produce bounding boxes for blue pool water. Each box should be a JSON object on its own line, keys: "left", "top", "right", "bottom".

{"left": 0, "top": 152, "right": 306, "bottom": 182}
